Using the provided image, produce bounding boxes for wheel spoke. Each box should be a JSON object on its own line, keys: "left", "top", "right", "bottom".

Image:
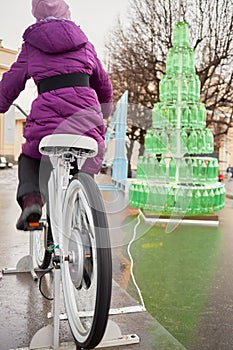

{"left": 61, "top": 173, "right": 112, "bottom": 348}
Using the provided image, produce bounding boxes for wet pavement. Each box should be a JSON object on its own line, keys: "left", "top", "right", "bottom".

{"left": 1, "top": 167, "right": 233, "bottom": 349}
{"left": 0, "top": 167, "right": 186, "bottom": 350}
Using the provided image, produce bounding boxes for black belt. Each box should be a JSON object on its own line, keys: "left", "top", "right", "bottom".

{"left": 38, "top": 73, "right": 90, "bottom": 94}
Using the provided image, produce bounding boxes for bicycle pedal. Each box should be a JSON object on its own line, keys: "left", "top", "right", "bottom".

{"left": 24, "top": 221, "right": 44, "bottom": 231}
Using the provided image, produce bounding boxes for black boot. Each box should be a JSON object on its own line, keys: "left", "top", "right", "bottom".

{"left": 16, "top": 193, "right": 43, "bottom": 230}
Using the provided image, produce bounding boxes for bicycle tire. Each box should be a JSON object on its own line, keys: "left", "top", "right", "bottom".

{"left": 61, "top": 172, "right": 112, "bottom": 349}
{"left": 34, "top": 215, "right": 53, "bottom": 269}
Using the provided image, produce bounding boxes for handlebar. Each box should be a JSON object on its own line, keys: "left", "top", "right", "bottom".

{"left": 12, "top": 103, "right": 28, "bottom": 117}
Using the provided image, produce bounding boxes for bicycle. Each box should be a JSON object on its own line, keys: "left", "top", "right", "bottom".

{"left": 32, "top": 133, "right": 112, "bottom": 349}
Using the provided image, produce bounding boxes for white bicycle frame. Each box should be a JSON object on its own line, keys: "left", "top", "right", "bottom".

{"left": 39, "top": 133, "right": 98, "bottom": 251}
{"left": 2, "top": 133, "right": 140, "bottom": 349}
{"left": 30, "top": 134, "right": 99, "bottom": 349}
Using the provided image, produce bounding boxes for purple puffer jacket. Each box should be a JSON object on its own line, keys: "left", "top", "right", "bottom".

{"left": 0, "top": 19, "right": 113, "bottom": 174}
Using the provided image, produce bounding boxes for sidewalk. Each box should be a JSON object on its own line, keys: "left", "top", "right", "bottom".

{"left": 224, "top": 178, "right": 233, "bottom": 199}
{"left": 0, "top": 170, "right": 186, "bottom": 350}
{"left": 1, "top": 169, "right": 233, "bottom": 349}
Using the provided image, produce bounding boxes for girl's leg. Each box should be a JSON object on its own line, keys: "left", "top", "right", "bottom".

{"left": 16, "top": 153, "right": 52, "bottom": 230}
{"left": 17, "top": 154, "right": 52, "bottom": 206}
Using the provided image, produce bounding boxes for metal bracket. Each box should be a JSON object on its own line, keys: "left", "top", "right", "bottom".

{"left": 2, "top": 231, "right": 47, "bottom": 281}
{"left": 140, "top": 209, "right": 220, "bottom": 227}
{"left": 29, "top": 262, "right": 141, "bottom": 349}
{"left": 2, "top": 254, "right": 39, "bottom": 281}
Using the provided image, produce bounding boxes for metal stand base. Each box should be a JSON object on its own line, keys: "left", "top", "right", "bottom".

{"left": 2, "top": 254, "right": 39, "bottom": 281}
{"left": 30, "top": 263, "right": 140, "bottom": 350}
{"left": 140, "top": 209, "right": 220, "bottom": 227}
{"left": 29, "top": 320, "right": 140, "bottom": 349}
{"left": 2, "top": 231, "right": 47, "bottom": 281}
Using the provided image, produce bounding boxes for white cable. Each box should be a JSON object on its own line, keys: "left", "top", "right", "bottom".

{"left": 127, "top": 212, "right": 146, "bottom": 310}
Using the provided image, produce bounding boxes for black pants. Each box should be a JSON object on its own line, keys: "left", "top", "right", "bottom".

{"left": 17, "top": 154, "right": 53, "bottom": 208}
{"left": 17, "top": 153, "right": 94, "bottom": 208}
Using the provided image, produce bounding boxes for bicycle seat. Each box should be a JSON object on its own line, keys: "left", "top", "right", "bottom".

{"left": 39, "top": 134, "right": 98, "bottom": 158}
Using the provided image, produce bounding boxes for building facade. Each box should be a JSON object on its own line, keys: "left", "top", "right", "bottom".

{"left": 0, "top": 41, "right": 35, "bottom": 162}
{"left": 0, "top": 40, "right": 18, "bottom": 160}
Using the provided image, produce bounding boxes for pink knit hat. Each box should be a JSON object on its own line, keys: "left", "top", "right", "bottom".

{"left": 32, "top": 0, "right": 70, "bottom": 21}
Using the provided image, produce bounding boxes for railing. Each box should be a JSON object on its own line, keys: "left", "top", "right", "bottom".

{"left": 101, "top": 90, "right": 128, "bottom": 191}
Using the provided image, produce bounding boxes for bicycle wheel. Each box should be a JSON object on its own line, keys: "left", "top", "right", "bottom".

{"left": 34, "top": 215, "right": 53, "bottom": 269}
{"left": 61, "top": 173, "right": 112, "bottom": 349}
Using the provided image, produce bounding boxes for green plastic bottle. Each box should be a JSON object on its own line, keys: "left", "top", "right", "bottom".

{"left": 175, "top": 187, "right": 187, "bottom": 214}
{"left": 139, "top": 183, "right": 145, "bottom": 208}
{"left": 129, "top": 183, "right": 135, "bottom": 206}
{"left": 186, "top": 188, "right": 193, "bottom": 214}
{"left": 153, "top": 157, "right": 159, "bottom": 180}
{"left": 160, "top": 104, "right": 170, "bottom": 128}
{"left": 179, "top": 158, "right": 187, "bottom": 183}
{"left": 145, "top": 130, "right": 154, "bottom": 154}
{"left": 144, "top": 156, "right": 150, "bottom": 180}
{"left": 144, "top": 130, "right": 151, "bottom": 154}
{"left": 169, "top": 157, "right": 176, "bottom": 182}
{"left": 134, "top": 183, "right": 140, "bottom": 207}
{"left": 213, "top": 158, "right": 219, "bottom": 180}
{"left": 188, "top": 130, "right": 198, "bottom": 154}
{"left": 148, "top": 155, "right": 155, "bottom": 180}
{"left": 200, "top": 189, "right": 209, "bottom": 214}
{"left": 188, "top": 48, "right": 195, "bottom": 74}
{"left": 172, "top": 48, "right": 181, "bottom": 73}
{"left": 167, "top": 186, "right": 175, "bottom": 212}
{"left": 160, "top": 185, "right": 166, "bottom": 212}
{"left": 213, "top": 186, "right": 220, "bottom": 211}
{"left": 205, "top": 128, "right": 214, "bottom": 154}
{"left": 136, "top": 156, "right": 144, "bottom": 179}
{"left": 187, "top": 158, "right": 193, "bottom": 183}
{"left": 146, "top": 184, "right": 153, "bottom": 210}
{"left": 197, "top": 130, "right": 206, "bottom": 154}
{"left": 192, "top": 158, "right": 199, "bottom": 183}
{"left": 181, "top": 48, "right": 190, "bottom": 74}
{"left": 193, "top": 188, "right": 201, "bottom": 214}
{"left": 180, "top": 74, "right": 188, "bottom": 101}
{"left": 170, "top": 129, "right": 178, "bottom": 155}
{"left": 160, "top": 130, "right": 168, "bottom": 154}
{"left": 206, "top": 158, "right": 215, "bottom": 183}
{"left": 200, "top": 158, "right": 207, "bottom": 183}
{"left": 189, "top": 104, "right": 199, "bottom": 128}
{"left": 195, "top": 75, "right": 201, "bottom": 100}
{"left": 156, "top": 131, "right": 163, "bottom": 154}
{"left": 219, "top": 185, "right": 226, "bottom": 209}
{"left": 180, "top": 103, "right": 190, "bottom": 128}
{"left": 159, "top": 75, "right": 169, "bottom": 101}
{"left": 166, "top": 48, "right": 173, "bottom": 75}
{"left": 180, "top": 129, "right": 188, "bottom": 155}
{"left": 209, "top": 188, "right": 215, "bottom": 213}
{"left": 188, "top": 75, "right": 197, "bottom": 101}
{"left": 173, "top": 21, "right": 189, "bottom": 48}
{"left": 152, "top": 103, "right": 160, "bottom": 129}
{"left": 197, "top": 103, "right": 206, "bottom": 128}
{"left": 168, "top": 104, "right": 177, "bottom": 128}
{"left": 170, "top": 76, "right": 178, "bottom": 101}
{"left": 159, "top": 157, "right": 167, "bottom": 182}
{"left": 152, "top": 130, "right": 159, "bottom": 153}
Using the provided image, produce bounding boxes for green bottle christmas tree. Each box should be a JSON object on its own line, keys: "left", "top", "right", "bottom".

{"left": 129, "top": 21, "right": 225, "bottom": 214}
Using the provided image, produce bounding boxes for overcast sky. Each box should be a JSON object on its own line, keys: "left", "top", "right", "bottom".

{"left": 0, "top": 0, "right": 129, "bottom": 60}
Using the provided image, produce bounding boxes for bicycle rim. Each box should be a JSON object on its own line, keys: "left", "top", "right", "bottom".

{"left": 61, "top": 173, "right": 112, "bottom": 349}
{"left": 34, "top": 217, "right": 52, "bottom": 269}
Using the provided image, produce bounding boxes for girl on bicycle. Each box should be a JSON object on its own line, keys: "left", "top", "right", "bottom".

{"left": 0, "top": 0, "right": 113, "bottom": 230}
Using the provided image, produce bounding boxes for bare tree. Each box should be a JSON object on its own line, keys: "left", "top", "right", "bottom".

{"left": 105, "top": 0, "right": 233, "bottom": 151}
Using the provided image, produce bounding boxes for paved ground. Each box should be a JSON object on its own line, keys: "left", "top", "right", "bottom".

{"left": 224, "top": 177, "right": 233, "bottom": 198}
{"left": 1, "top": 167, "right": 233, "bottom": 350}
{"left": 0, "top": 167, "right": 186, "bottom": 350}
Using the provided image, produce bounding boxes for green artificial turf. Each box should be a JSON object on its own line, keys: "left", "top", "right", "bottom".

{"left": 124, "top": 215, "right": 223, "bottom": 347}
